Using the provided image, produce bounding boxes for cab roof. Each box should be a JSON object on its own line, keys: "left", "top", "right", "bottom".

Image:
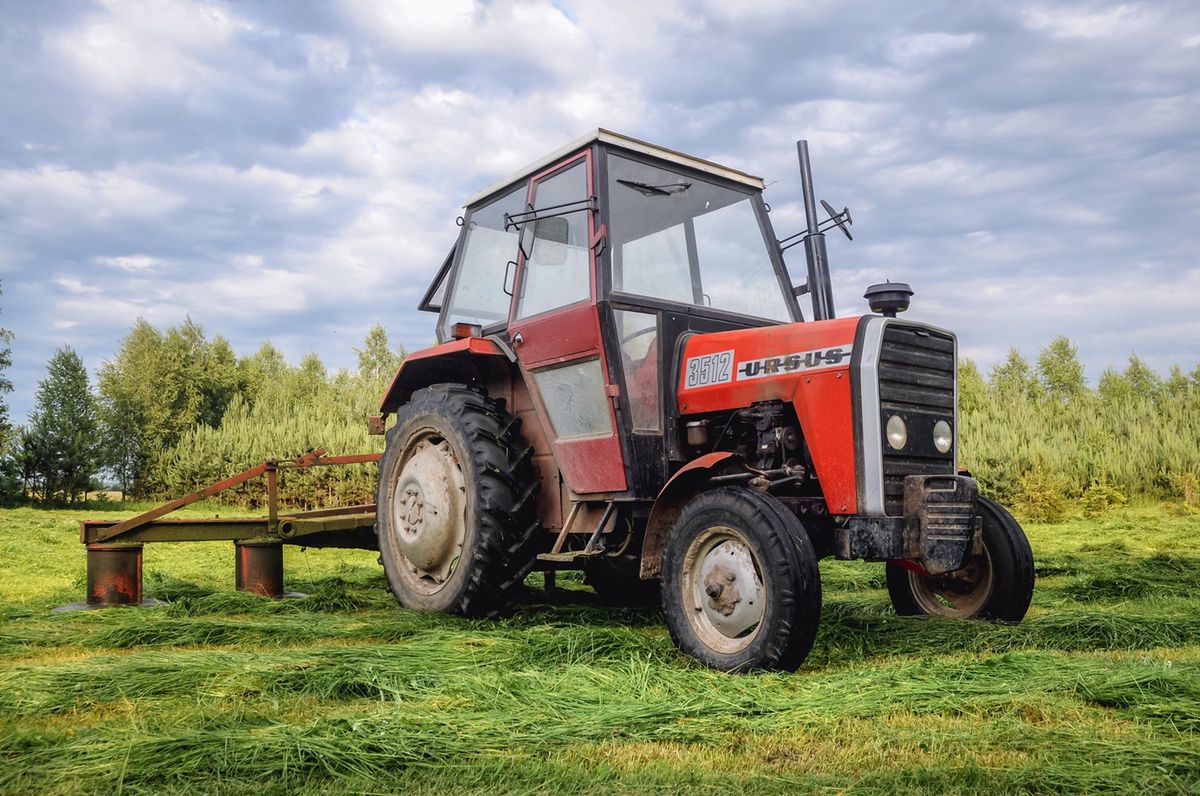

{"left": 463, "top": 128, "right": 766, "bottom": 208}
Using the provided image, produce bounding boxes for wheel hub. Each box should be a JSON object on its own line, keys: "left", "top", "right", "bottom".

{"left": 685, "top": 528, "right": 765, "bottom": 651}
{"left": 909, "top": 547, "right": 994, "bottom": 618}
{"left": 390, "top": 438, "right": 466, "bottom": 584}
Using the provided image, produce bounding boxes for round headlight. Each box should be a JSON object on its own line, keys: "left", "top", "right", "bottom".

{"left": 886, "top": 415, "right": 907, "bottom": 450}
{"left": 933, "top": 420, "right": 953, "bottom": 454}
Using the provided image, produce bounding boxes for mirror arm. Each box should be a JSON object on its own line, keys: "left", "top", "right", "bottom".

{"left": 504, "top": 196, "right": 597, "bottom": 231}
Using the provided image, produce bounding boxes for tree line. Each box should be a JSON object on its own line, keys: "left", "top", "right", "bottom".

{"left": 0, "top": 310, "right": 403, "bottom": 507}
{"left": 0, "top": 293, "right": 1197, "bottom": 515}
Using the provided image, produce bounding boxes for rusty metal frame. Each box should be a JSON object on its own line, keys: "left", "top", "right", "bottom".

{"left": 82, "top": 449, "right": 382, "bottom": 547}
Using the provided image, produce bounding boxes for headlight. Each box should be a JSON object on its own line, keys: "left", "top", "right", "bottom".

{"left": 886, "top": 415, "right": 907, "bottom": 450}
{"left": 933, "top": 420, "right": 953, "bottom": 453}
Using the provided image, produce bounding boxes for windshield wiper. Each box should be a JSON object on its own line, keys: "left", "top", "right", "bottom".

{"left": 617, "top": 179, "right": 692, "bottom": 197}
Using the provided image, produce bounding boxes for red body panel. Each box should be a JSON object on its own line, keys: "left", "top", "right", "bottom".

{"left": 379, "top": 336, "right": 505, "bottom": 412}
{"left": 677, "top": 317, "right": 861, "bottom": 514}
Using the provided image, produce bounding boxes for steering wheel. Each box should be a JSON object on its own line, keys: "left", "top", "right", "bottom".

{"left": 619, "top": 325, "right": 657, "bottom": 346}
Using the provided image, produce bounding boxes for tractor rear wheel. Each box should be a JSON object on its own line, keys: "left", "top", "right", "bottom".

{"left": 661, "top": 487, "right": 821, "bottom": 672}
{"left": 886, "top": 496, "right": 1034, "bottom": 622}
{"left": 376, "top": 384, "right": 539, "bottom": 618}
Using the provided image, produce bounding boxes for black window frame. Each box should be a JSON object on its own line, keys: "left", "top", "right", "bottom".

{"left": 418, "top": 244, "right": 456, "bottom": 314}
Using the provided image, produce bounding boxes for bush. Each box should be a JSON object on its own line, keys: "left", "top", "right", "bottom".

{"left": 1014, "top": 469, "right": 1071, "bottom": 523}
{"left": 1080, "top": 477, "right": 1127, "bottom": 518}
{"left": 1171, "top": 472, "right": 1200, "bottom": 508}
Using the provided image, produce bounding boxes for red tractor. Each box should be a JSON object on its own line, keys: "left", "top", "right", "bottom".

{"left": 373, "top": 130, "right": 1034, "bottom": 672}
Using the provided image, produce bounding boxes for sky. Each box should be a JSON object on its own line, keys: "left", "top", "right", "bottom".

{"left": 1, "top": 0, "right": 1197, "bottom": 422}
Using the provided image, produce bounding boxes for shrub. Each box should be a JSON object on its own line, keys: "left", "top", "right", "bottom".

{"left": 1080, "top": 477, "right": 1127, "bottom": 518}
{"left": 1013, "top": 469, "right": 1071, "bottom": 523}
{"left": 1171, "top": 472, "right": 1200, "bottom": 508}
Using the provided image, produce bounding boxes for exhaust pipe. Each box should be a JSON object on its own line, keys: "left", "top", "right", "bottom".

{"left": 797, "top": 140, "right": 836, "bottom": 321}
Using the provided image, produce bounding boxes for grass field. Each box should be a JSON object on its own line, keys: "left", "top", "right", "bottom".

{"left": 1, "top": 503, "right": 1198, "bottom": 794}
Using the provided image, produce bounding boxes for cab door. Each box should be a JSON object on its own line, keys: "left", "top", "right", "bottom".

{"left": 508, "top": 150, "right": 628, "bottom": 495}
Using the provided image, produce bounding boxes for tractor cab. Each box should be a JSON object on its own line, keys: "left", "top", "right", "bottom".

{"left": 415, "top": 130, "right": 805, "bottom": 500}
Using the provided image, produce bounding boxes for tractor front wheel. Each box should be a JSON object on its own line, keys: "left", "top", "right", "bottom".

{"left": 886, "top": 496, "right": 1034, "bottom": 622}
{"left": 661, "top": 487, "right": 821, "bottom": 672}
{"left": 376, "top": 384, "right": 539, "bottom": 618}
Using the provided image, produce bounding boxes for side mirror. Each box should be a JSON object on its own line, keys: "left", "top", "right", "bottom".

{"left": 530, "top": 216, "right": 570, "bottom": 266}
{"left": 518, "top": 203, "right": 536, "bottom": 260}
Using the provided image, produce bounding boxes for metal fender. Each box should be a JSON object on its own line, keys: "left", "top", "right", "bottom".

{"left": 638, "top": 452, "right": 755, "bottom": 580}
{"left": 379, "top": 336, "right": 509, "bottom": 414}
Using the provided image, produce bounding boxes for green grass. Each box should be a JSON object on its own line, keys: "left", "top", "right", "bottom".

{"left": 1, "top": 503, "right": 1199, "bottom": 794}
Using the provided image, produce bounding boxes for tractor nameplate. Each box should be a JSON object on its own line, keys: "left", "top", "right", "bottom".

{"left": 736, "top": 346, "right": 851, "bottom": 381}
{"left": 684, "top": 350, "right": 735, "bottom": 388}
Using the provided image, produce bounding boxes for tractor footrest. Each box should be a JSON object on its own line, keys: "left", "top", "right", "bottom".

{"left": 537, "top": 549, "right": 604, "bottom": 564}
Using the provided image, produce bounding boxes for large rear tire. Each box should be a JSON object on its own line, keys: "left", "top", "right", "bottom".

{"left": 376, "top": 384, "right": 540, "bottom": 618}
{"left": 661, "top": 487, "right": 821, "bottom": 672}
{"left": 886, "top": 496, "right": 1034, "bottom": 622}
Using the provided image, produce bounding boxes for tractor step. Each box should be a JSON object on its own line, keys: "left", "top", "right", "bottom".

{"left": 537, "top": 549, "right": 605, "bottom": 564}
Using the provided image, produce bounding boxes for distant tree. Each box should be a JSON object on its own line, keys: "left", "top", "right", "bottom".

{"left": 1097, "top": 367, "right": 1133, "bottom": 405}
{"left": 0, "top": 327, "right": 10, "bottom": 443}
{"left": 958, "top": 359, "right": 987, "bottom": 415}
{"left": 0, "top": 280, "right": 17, "bottom": 502}
{"left": 1036, "top": 336, "right": 1086, "bottom": 404}
{"left": 1164, "top": 365, "right": 1191, "bottom": 399}
{"left": 237, "top": 341, "right": 289, "bottom": 408}
{"left": 354, "top": 324, "right": 405, "bottom": 384}
{"left": 990, "top": 348, "right": 1041, "bottom": 401}
{"left": 97, "top": 317, "right": 239, "bottom": 496}
{"left": 26, "top": 347, "right": 101, "bottom": 503}
{"left": 1123, "top": 354, "right": 1162, "bottom": 401}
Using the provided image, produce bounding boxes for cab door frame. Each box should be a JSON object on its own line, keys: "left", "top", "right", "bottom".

{"left": 507, "top": 147, "right": 628, "bottom": 496}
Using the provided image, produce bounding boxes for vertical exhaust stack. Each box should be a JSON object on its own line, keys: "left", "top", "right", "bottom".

{"left": 797, "top": 141, "right": 837, "bottom": 321}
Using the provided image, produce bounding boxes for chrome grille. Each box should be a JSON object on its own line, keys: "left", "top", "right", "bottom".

{"left": 879, "top": 324, "right": 956, "bottom": 515}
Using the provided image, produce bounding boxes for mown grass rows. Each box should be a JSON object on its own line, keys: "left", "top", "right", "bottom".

{"left": 1, "top": 504, "right": 1198, "bottom": 793}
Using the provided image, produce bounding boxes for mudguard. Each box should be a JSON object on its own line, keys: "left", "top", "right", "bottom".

{"left": 638, "top": 452, "right": 755, "bottom": 580}
{"left": 379, "top": 337, "right": 509, "bottom": 414}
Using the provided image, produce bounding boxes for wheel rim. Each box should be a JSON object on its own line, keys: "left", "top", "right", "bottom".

{"left": 681, "top": 525, "right": 766, "bottom": 654}
{"left": 386, "top": 430, "right": 467, "bottom": 596}
{"left": 907, "top": 546, "right": 994, "bottom": 618}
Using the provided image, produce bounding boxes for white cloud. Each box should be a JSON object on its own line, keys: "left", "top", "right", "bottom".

{"left": 48, "top": 0, "right": 242, "bottom": 97}
{"left": 890, "top": 32, "right": 980, "bottom": 64}
{"left": 95, "top": 255, "right": 164, "bottom": 271}
{"left": 1020, "top": 4, "right": 1144, "bottom": 39}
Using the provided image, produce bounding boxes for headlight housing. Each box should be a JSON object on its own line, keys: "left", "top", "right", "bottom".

{"left": 933, "top": 420, "right": 953, "bottom": 454}
{"left": 886, "top": 415, "right": 907, "bottom": 450}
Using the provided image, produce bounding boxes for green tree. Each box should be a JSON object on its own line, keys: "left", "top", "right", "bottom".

{"left": 1097, "top": 367, "right": 1133, "bottom": 405}
{"left": 354, "top": 324, "right": 405, "bottom": 384}
{"left": 958, "top": 359, "right": 987, "bottom": 415}
{"left": 1037, "top": 336, "right": 1086, "bottom": 404}
{"left": 26, "top": 347, "right": 101, "bottom": 503}
{"left": 97, "top": 318, "right": 240, "bottom": 496}
{"left": 237, "top": 342, "right": 289, "bottom": 408}
{"left": 1164, "top": 365, "right": 1191, "bottom": 399}
{"left": 0, "top": 280, "right": 18, "bottom": 502}
{"left": 990, "top": 348, "right": 1040, "bottom": 401}
{"left": 1124, "top": 354, "right": 1161, "bottom": 401}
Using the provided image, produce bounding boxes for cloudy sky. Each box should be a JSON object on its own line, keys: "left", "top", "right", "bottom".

{"left": 2, "top": 0, "right": 1197, "bottom": 421}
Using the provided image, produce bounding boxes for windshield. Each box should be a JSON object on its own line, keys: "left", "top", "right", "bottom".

{"left": 607, "top": 154, "right": 792, "bottom": 322}
{"left": 439, "top": 186, "right": 525, "bottom": 338}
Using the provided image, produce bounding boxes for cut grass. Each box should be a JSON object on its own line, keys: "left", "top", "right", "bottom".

{"left": 0, "top": 503, "right": 1198, "bottom": 793}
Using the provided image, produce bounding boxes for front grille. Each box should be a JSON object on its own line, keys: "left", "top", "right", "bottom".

{"left": 879, "top": 324, "right": 956, "bottom": 515}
